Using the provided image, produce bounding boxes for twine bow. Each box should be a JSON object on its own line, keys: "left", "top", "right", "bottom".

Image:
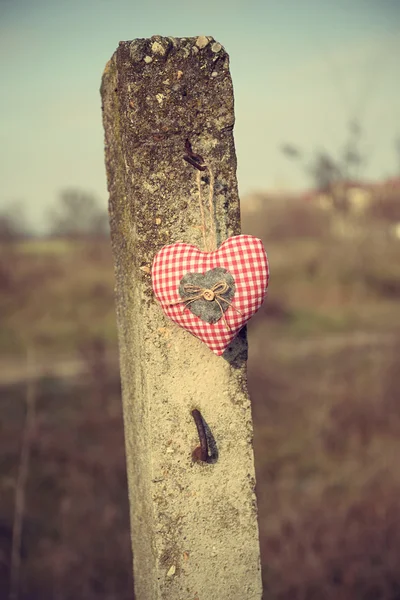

{"left": 170, "top": 280, "right": 242, "bottom": 331}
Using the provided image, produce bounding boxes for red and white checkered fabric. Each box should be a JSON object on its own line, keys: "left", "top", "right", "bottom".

{"left": 152, "top": 235, "right": 269, "bottom": 355}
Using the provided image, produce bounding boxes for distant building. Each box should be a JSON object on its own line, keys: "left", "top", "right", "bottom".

{"left": 302, "top": 176, "right": 400, "bottom": 213}
{"left": 301, "top": 176, "right": 400, "bottom": 237}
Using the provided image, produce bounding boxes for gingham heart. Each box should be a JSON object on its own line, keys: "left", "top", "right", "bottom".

{"left": 152, "top": 235, "right": 269, "bottom": 355}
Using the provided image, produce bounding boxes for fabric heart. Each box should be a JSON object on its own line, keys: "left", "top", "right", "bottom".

{"left": 152, "top": 235, "right": 269, "bottom": 355}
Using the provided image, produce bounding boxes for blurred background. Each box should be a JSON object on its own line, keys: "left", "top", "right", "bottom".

{"left": 1, "top": 1, "right": 400, "bottom": 598}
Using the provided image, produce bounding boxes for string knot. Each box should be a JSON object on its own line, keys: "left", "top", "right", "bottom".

{"left": 170, "top": 280, "right": 242, "bottom": 331}
{"left": 182, "top": 281, "right": 229, "bottom": 303}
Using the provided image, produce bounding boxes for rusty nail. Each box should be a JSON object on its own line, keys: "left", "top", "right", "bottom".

{"left": 191, "top": 409, "right": 208, "bottom": 462}
{"left": 183, "top": 139, "right": 207, "bottom": 171}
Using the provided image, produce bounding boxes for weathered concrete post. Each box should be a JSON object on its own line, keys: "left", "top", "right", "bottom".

{"left": 101, "top": 35, "right": 263, "bottom": 600}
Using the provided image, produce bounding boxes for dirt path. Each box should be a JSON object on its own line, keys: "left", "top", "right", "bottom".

{"left": 261, "top": 330, "right": 398, "bottom": 360}
{"left": 0, "top": 330, "right": 398, "bottom": 387}
{"left": 0, "top": 355, "right": 119, "bottom": 386}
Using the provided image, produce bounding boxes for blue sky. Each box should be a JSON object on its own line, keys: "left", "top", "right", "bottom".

{"left": 0, "top": 0, "right": 399, "bottom": 230}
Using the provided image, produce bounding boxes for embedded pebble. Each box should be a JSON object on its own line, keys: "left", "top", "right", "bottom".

{"left": 144, "top": 56, "right": 152, "bottom": 63}
{"left": 167, "top": 565, "right": 176, "bottom": 577}
{"left": 211, "top": 42, "right": 222, "bottom": 53}
{"left": 211, "top": 71, "right": 218, "bottom": 77}
{"left": 151, "top": 41, "right": 165, "bottom": 55}
{"left": 196, "top": 35, "right": 209, "bottom": 49}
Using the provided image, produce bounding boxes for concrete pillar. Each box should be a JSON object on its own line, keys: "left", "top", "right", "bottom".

{"left": 101, "top": 35, "right": 263, "bottom": 600}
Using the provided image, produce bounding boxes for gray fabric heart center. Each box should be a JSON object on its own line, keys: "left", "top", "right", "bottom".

{"left": 178, "top": 267, "right": 236, "bottom": 324}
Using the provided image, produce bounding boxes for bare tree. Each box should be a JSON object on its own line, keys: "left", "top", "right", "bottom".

{"left": 0, "top": 201, "right": 31, "bottom": 243}
{"left": 281, "top": 119, "right": 365, "bottom": 212}
{"left": 9, "top": 349, "right": 37, "bottom": 600}
{"left": 48, "top": 189, "right": 109, "bottom": 239}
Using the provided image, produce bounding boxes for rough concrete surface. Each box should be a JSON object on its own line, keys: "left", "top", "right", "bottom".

{"left": 101, "top": 35, "right": 262, "bottom": 600}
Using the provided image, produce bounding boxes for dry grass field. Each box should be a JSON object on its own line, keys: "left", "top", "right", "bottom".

{"left": 1, "top": 198, "right": 400, "bottom": 599}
